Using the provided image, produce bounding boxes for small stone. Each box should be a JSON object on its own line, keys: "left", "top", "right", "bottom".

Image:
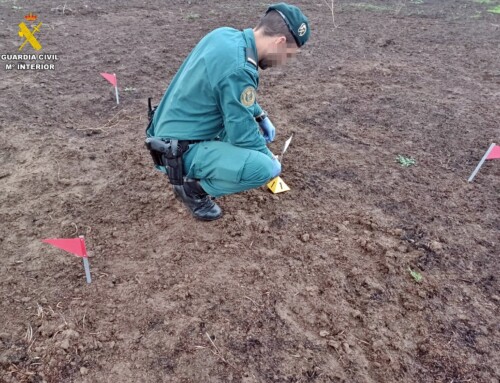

{"left": 372, "top": 339, "right": 384, "bottom": 349}
{"left": 393, "top": 229, "right": 403, "bottom": 236}
{"left": 397, "top": 245, "right": 409, "bottom": 253}
{"left": 62, "top": 329, "right": 80, "bottom": 339}
{"left": 429, "top": 240, "right": 443, "bottom": 252}
{"left": 327, "top": 340, "right": 340, "bottom": 349}
{"left": 352, "top": 310, "right": 363, "bottom": 320}
{"left": 80, "top": 367, "right": 88, "bottom": 375}
{"left": 0, "top": 333, "right": 10, "bottom": 341}
{"left": 59, "top": 339, "right": 70, "bottom": 350}
{"left": 319, "top": 330, "right": 330, "bottom": 338}
{"left": 300, "top": 233, "right": 310, "bottom": 242}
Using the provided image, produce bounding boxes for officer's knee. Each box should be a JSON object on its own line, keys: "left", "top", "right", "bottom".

{"left": 256, "top": 155, "right": 276, "bottom": 184}
{"left": 241, "top": 152, "right": 276, "bottom": 186}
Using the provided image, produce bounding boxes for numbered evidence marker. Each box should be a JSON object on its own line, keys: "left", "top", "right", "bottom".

{"left": 267, "top": 176, "right": 290, "bottom": 194}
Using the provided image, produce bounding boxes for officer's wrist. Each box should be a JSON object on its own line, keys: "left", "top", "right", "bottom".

{"left": 255, "top": 111, "right": 267, "bottom": 123}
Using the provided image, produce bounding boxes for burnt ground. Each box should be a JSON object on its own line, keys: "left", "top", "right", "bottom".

{"left": 0, "top": 0, "right": 499, "bottom": 382}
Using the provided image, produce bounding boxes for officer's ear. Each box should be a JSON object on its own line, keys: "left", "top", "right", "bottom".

{"left": 274, "top": 35, "right": 287, "bottom": 46}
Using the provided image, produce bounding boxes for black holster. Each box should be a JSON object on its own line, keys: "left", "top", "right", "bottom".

{"left": 145, "top": 97, "right": 193, "bottom": 186}
{"left": 145, "top": 138, "right": 189, "bottom": 185}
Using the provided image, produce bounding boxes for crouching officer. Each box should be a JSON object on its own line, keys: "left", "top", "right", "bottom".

{"left": 146, "top": 3, "right": 310, "bottom": 221}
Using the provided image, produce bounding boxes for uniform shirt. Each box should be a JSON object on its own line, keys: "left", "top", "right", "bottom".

{"left": 151, "top": 28, "right": 273, "bottom": 158}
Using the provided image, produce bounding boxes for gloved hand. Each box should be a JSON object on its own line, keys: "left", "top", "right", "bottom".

{"left": 271, "top": 155, "right": 282, "bottom": 178}
{"left": 259, "top": 116, "right": 276, "bottom": 143}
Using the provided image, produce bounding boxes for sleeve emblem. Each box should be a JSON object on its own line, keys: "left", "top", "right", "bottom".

{"left": 240, "top": 86, "right": 256, "bottom": 107}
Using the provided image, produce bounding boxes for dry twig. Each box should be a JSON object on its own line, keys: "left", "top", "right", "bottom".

{"left": 205, "top": 332, "right": 238, "bottom": 370}
{"left": 25, "top": 325, "right": 33, "bottom": 343}
{"left": 322, "top": 0, "right": 338, "bottom": 28}
{"left": 36, "top": 303, "right": 45, "bottom": 319}
{"left": 71, "top": 222, "right": 78, "bottom": 236}
{"left": 244, "top": 296, "right": 261, "bottom": 307}
{"left": 75, "top": 109, "right": 141, "bottom": 136}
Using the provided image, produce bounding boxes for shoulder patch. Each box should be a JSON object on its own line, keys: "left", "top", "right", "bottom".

{"left": 240, "top": 86, "right": 256, "bottom": 107}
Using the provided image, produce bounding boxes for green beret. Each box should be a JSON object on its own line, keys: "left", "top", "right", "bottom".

{"left": 266, "top": 3, "right": 310, "bottom": 47}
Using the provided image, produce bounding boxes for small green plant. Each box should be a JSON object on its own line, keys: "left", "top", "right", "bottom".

{"left": 186, "top": 13, "right": 200, "bottom": 20}
{"left": 487, "top": 5, "right": 500, "bottom": 12}
{"left": 397, "top": 155, "right": 416, "bottom": 167}
{"left": 408, "top": 268, "right": 423, "bottom": 282}
{"left": 474, "top": 0, "right": 495, "bottom": 4}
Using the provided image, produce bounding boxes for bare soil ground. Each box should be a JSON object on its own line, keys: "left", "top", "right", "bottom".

{"left": 0, "top": 0, "right": 499, "bottom": 382}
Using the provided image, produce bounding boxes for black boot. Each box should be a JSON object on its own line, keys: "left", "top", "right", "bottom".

{"left": 173, "top": 180, "right": 222, "bottom": 221}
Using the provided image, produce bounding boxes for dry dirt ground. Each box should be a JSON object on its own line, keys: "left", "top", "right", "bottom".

{"left": 0, "top": 0, "right": 499, "bottom": 382}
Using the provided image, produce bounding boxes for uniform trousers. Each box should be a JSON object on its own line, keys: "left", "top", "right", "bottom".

{"left": 180, "top": 140, "right": 275, "bottom": 197}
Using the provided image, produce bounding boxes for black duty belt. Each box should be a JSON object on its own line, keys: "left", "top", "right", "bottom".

{"left": 162, "top": 139, "right": 202, "bottom": 146}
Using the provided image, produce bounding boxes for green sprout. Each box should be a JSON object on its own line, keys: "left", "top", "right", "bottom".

{"left": 397, "top": 155, "right": 416, "bottom": 167}
{"left": 408, "top": 268, "right": 423, "bottom": 282}
{"left": 186, "top": 13, "right": 201, "bottom": 20}
{"left": 487, "top": 5, "right": 500, "bottom": 13}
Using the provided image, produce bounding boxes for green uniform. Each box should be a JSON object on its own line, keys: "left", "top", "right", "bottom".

{"left": 148, "top": 28, "right": 275, "bottom": 197}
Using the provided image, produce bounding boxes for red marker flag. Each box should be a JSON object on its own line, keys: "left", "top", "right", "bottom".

{"left": 486, "top": 144, "right": 500, "bottom": 160}
{"left": 468, "top": 143, "right": 500, "bottom": 182}
{"left": 42, "top": 237, "right": 87, "bottom": 257}
{"left": 100, "top": 72, "right": 117, "bottom": 87}
{"left": 100, "top": 72, "right": 120, "bottom": 104}
{"left": 42, "top": 236, "right": 92, "bottom": 283}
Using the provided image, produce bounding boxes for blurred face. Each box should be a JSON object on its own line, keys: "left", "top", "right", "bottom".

{"left": 259, "top": 36, "right": 299, "bottom": 70}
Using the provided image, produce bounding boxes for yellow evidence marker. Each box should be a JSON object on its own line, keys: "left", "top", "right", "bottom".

{"left": 267, "top": 176, "right": 290, "bottom": 194}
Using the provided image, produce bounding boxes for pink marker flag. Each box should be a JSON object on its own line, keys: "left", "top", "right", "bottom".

{"left": 42, "top": 236, "right": 92, "bottom": 283}
{"left": 468, "top": 143, "right": 500, "bottom": 182}
{"left": 100, "top": 72, "right": 119, "bottom": 104}
{"left": 486, "top": 144, "right": 500, "bottom": 160}
{"left": 100, "top": 72, "right": 117, "bottom": 87}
